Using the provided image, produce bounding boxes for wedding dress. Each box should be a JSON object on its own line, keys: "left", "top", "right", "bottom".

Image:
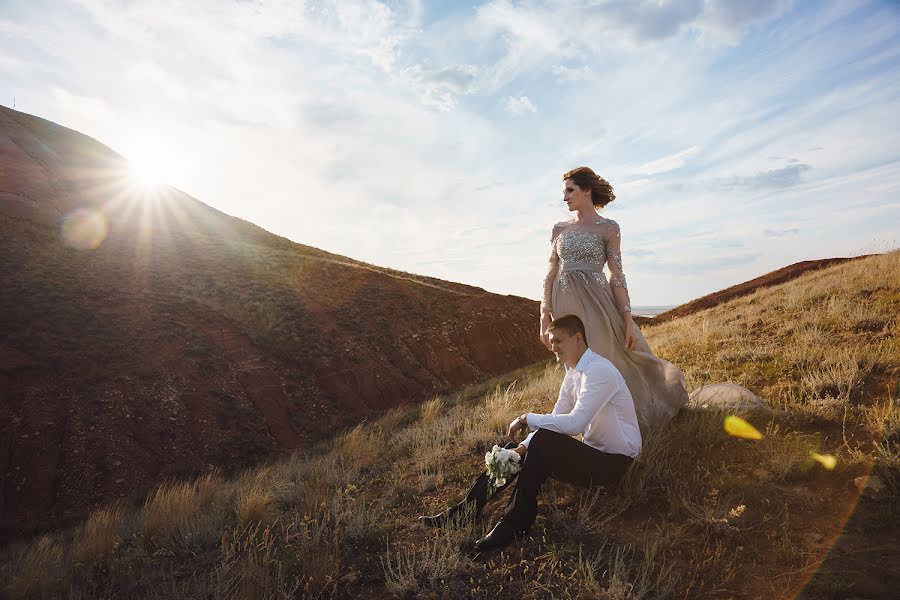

{"left": 542, "top": 218, "right": 688, "bottom": 429}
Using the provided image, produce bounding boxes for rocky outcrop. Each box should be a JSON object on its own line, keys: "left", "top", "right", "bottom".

{"left": 688, "top": 383, "right": 772, "bottom": 413}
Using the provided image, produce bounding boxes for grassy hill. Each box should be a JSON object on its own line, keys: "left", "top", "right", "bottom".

{"left": 2, "top": 251, "right": 897, "bottom": 599}
{"left": 636, "top": 256, "right": 870, "bottom": 327}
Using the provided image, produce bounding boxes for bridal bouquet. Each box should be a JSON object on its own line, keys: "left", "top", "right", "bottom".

{"left": 484, "top": 445, "right": 521, "bottom": 496}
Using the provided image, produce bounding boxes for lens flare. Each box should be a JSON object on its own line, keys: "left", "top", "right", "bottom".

{"left": 724, "top": 415, "right": 764, "bottom": 440}
{"left": 61, "top": 208, "right": 108, "bottom": 250}
{"left": 810, "top": 452, "right": 837, "bottom": 470}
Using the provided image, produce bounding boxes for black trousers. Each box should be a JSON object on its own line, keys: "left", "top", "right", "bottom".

{"left": 500, "top": 429, "right": 633, "bottom": 531}
{"left": 458, "top": 442, "right": 520, "bottom": 515}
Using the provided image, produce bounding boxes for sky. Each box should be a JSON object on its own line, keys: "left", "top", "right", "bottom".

{"left": 2, "top": 0, "right": 899, "bottom": 305}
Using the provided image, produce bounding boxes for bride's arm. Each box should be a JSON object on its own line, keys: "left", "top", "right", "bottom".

{"left": 605, "top": 221, "right": 636, "bottom": 348}
{"left": 539, "top": 224, "right": 563, "bottom": 347}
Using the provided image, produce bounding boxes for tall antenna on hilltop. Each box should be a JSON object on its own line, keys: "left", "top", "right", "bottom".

{"left": 12, "top": 97, "right": 15, "bottom": 109}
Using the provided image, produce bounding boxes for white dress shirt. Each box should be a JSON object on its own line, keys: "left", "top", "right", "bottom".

{"left": 521, "top": 348, "right": 642, "bottom": 458}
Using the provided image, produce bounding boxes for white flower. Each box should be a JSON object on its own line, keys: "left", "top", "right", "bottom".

{"left": 484, "top": 445, "right": 522, "bottom": 496}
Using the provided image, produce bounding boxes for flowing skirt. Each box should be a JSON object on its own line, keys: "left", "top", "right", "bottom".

{"left": 551, "top": 269, "right": 688, "bottom": 429}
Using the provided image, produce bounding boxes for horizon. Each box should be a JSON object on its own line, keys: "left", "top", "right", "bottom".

{"left": 2, "top": 1, "right": 899, "bottom": 305}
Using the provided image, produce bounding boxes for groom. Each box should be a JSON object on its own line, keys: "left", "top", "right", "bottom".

{"left": 419, "top": 314, "right": 642, "bottom": 552}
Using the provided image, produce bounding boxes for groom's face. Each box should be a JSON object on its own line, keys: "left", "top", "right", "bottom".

{"left": 548, "top": 329, "right": 582, "bottom": 366}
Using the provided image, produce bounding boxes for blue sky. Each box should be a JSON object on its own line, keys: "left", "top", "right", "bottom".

{"left": 2, "top": 0, "right": 899, "bottom": 305}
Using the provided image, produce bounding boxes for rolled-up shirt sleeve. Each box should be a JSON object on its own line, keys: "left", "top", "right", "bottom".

{"left": 526, "top": 368, "right": 615, "bottom": 437}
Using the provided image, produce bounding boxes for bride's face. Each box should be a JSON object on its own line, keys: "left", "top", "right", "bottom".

{"left": 563, "top": 178, "right": 592, "bottom": 212}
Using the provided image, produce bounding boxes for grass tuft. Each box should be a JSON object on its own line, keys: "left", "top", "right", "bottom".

{"left": 419, "top": 395, "right": 443, "bottom": 425}
{"left": 236, "top": 484, "right": 278, "bottom": 528}
{"left": 140, "top": 480, "right": 199, "bottom": 547}
{"left": 381, "top": 531, "right": 465, "bottom": 597}
{"left": 71, "top": 504, "right": 125, "bottom": 565}
{"left": 5, "top": 536, "right": 65, "bottom": 599}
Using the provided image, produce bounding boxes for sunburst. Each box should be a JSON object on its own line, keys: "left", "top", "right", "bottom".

{"left": 124, "top": 136, "right": 178, "bottom": 189}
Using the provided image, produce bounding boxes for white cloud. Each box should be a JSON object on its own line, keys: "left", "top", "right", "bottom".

{"left": 552, "top": 64, "right": 594, "bottom": 81}
{"left": 472, "top": 0, "right": 569, "bottom": 91}
{"left": 0, "top": 54, "right": 24, "bottom": 74}
{"left": 626, "top": 146, "right": 700, "bottom": 176}
{"left": 469, "top": 0, "right": 796, "bottom": 92}
{"left": 505, "top": 95, "right": 537, "bottom": 115}
{"left": 50, "top": 86, "right": 115, "bottom": 122}
{"left": 764, "top": 228, "right": 800, "bottom": 237}
{"left": 712, "top": 163, "right": 812, "bottom": 191}
{"left": 698, "top": 0, "right": 796, "bottom": 41}
{"left": 405, "top": 64, "right": 479, "bottom": 111}
{"left": 2, "top": 0, "right": 898, "bottom": 306}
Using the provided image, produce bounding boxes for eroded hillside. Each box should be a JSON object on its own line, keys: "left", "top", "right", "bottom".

{"left": 0, "top": 106, "right": 550, "bottom": 536}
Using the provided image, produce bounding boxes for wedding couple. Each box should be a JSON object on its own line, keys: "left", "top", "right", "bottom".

{"left": 419, "top": 167, "right": 689, "bottom": 552}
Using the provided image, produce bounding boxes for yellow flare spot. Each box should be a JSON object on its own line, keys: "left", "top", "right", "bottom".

{"left": 724, "top": 415, "right": 764, "bottom": 440}
{"left": 810, "top": 452, "right": 837, "bottom": 470}
{"left": 61, "top": 208, "right": 108, "bottom": 250}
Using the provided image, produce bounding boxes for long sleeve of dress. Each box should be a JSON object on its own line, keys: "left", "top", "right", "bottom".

{"left": 540, "top": 224, "right": 563, "bottom": 316}
{"left": 604, "top": 220, "right": 632, "bottom": 314}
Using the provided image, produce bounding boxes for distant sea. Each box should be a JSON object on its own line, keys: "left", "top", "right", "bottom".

{"left": 631, "top": 305, "right": 675, "bottom": 318}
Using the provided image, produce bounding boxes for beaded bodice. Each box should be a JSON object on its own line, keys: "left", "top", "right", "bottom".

{"left": 541, "top": 218, "right": 631, "bottom": 314}
{"left": 554, "top": 228, "right": 607, "bottom": 267}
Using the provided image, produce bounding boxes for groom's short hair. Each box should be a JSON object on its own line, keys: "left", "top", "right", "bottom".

{"left": 549, "top": 314, "right": 588, "bottom": 346}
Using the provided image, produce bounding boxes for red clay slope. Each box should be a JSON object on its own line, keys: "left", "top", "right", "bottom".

{"left": 0, "top": 106, "right": 550, "bottom": 538}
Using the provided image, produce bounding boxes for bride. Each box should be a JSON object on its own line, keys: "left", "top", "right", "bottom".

{"left": 539, "top": 166, "right": 688, "bottom": 429}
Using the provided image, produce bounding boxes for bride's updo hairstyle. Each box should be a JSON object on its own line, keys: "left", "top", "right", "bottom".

{"left": 563, "top": 166, "right": 616, "bottom": 208}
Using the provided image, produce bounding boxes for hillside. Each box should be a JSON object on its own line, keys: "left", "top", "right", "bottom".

{"left": 639, "top": 256, "right": 871, "bottom": 326}
{"left": 0, "top": 106, "right": 550, "bottom": 538}
{"left": 2, "top": 252, "right": 896, "bottom": 599}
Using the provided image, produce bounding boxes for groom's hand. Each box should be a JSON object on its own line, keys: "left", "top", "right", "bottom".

{"left": 506, "top": 414, "right": 527, "bottom": 440}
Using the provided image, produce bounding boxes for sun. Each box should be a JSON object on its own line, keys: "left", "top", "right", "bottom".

{"left": 125, "top": 137, "right": 178, "bottom": 188}
{"left": 129, "top": 154, "right": 166, "bottom": 186}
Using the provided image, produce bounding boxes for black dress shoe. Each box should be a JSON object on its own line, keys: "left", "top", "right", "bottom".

{"left": 474, "top": 519, "right": 521, "bottom": 552}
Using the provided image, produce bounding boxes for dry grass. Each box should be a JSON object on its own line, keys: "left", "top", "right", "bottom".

{"left": 236, "top": 484, "right": 279, "bottom": 528}
{"left": 71, "top": 504, "right": 125, "bottom": 565}
{"left": 646, "top": 251, "right": 900, "bottom": 419}
{"left": 381, "top": 530, "right": 466, "bottom": 597}
{"left": 196, "top": 470, "right": 226, "bottom": 508}
{"left": 216, "top": 518, "right": 339, "bottom": 600}
{"left": 291, "top": 454, "right": 339, "bottom": 517}
{"left": 140, "top": 480, "right": 201, "bottom": 547}
{"left": 332, "top": 424, "right": 377, "bottom": 472}
{"left": 4, "top": 536, "right": 65, "bottom": 598}
{"left": 571, "top": 533, "right": 678, "bottom": 600}
{"left": 2, "top": 252, "right": 898, "bottom": 599}
{"left": 419, "top": 395, "right": 443, "bottom": 425}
